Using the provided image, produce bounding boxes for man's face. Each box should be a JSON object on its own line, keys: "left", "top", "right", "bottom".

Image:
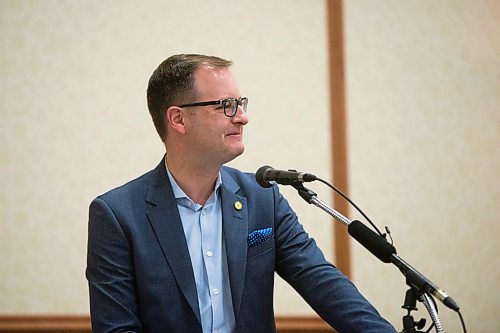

{"left": 182, "top": 65, "right": 249, "bottom": 167}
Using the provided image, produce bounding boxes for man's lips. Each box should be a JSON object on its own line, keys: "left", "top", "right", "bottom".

{"left": 226, "top": 131, "right": 242, "bottom": 137}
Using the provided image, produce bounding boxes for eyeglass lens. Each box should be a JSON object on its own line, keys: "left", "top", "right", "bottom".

{"left": 223, "top": 98, "right": 248, "bottom": 117}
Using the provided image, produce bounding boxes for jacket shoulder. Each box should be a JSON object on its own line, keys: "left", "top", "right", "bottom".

{"left": 94, "top": 168, "right": 156, "bottom": 206}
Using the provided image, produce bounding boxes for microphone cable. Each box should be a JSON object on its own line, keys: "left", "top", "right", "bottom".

{"left": 315, "top": 177, "right": 385, "bottom": 238}
{"left": 313, "top": 177, "right": 468, "bottom": 333}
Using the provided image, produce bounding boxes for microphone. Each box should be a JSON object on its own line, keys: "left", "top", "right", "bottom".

{"left": 256, "top": 165, "right": 317, "bottom": 188}
{"left": 348, "top": 220, "right": 460, "bottom": 312}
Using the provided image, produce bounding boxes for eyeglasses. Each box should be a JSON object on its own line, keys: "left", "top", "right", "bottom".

{"left": 179, "top": 97, "right": 248, "bottom": 117}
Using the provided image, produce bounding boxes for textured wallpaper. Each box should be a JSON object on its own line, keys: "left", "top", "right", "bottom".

{"left": 345, "top": 1, "right": 500, "bottom": 332}
{"left": 3, "top": 1, "right": 497, "bottom": 331}
{"left": 0, "top": 0, "right": 330, "bottom": 315}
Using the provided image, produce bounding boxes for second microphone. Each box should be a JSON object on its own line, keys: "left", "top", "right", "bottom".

{"left": 256, "top": 166, "right": 317, "bottom": 188}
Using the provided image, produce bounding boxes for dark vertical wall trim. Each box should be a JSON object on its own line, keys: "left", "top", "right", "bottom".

{"left": 326, "top": 0, "right": 351, "bottom": 278}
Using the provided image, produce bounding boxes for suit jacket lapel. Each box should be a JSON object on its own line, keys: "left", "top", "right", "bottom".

{"left": 145, "top": 161, "right": 201, "bottom": 324}
{"left": 220, "top": 169, "right": 248, "bottom": 320}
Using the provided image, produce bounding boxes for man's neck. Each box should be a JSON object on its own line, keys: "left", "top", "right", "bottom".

{"left": 166, "top": 156, "right": 221, "bottom": 206}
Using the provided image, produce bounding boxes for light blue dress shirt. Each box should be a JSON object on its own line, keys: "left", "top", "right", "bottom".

{"left": 166, "top": 165, "right": 236, "bottom": 333}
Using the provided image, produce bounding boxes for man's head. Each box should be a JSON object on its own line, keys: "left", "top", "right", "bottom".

{"left": 147, "top": 54, "right": 233, "bottom": 142}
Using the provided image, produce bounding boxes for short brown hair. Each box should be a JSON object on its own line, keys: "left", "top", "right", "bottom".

{"left": 146, "top": 54, "right": 233, "bottom": 141}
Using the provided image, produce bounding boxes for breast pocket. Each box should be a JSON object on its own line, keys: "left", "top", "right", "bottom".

{"left": 247, "top": 237, "right": 275, "bottom": 258}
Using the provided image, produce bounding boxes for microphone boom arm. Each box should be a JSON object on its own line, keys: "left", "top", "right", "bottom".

{"left": 289, "top": 181, "right": 457, "bottom": 329}
{"left": 293, "top": 184, "right": 350, "bottom": 226}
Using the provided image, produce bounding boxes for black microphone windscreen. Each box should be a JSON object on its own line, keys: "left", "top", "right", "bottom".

{"left": 256, "top": 165, "right": 273, "bottom": 188}
{"left": 348, "top": 220, "right": 396, "bottom": 263}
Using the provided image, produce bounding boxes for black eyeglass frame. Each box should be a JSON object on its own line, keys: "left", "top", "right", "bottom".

{"left": 178, "top": 97, "right": 248, "bottom": 117}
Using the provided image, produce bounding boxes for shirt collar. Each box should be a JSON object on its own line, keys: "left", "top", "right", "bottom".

{"left": 165, "top": 160, "right": 222, "bottom": 201}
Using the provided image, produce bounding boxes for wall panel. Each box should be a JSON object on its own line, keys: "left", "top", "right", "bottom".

{"left": 344, "top": 1, "right": 500, "bottom": 331}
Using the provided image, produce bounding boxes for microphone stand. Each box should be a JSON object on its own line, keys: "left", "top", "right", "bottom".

{"left": 290, "top": 181, "right": 444, "bottom": 333}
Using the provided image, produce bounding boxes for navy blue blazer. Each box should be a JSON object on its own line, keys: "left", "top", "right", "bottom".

{"left": 86, "top": 159, "right": 396, "bottom": 333}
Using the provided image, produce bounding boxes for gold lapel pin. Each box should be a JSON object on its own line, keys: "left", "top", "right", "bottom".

{"left": 234, "top": 200, "right": 243, "bottom": 211}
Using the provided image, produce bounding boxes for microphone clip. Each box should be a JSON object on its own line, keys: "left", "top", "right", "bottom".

{"left": 289, "top": 180, "right": 317, "bottom": 204}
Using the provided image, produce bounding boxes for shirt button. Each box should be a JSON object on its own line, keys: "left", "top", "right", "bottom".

{"left": 201, "top": 209, "right": 206, "bottom": 215}
{"left": 206, "top": 250, "right": 213, "bottom": 257}
{"left": 213, "top": 288, "right": 219, "bottom": 295}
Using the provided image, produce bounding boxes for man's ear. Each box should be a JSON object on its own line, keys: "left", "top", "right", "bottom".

{"left": 166, "top": 106, "right": 186, "bottom": 134}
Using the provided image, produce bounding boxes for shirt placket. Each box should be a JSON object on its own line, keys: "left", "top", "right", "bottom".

{"left": 200, "top": 198, "right": 224, "bottom": 332}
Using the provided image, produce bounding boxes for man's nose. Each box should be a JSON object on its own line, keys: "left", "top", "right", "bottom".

{"left": 232, "top": 106, "right": 249, "bottom": 125}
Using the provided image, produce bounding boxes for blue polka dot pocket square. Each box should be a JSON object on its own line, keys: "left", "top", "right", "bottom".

{"left": 248, "top": 227, "right": 273, "bottom": 247}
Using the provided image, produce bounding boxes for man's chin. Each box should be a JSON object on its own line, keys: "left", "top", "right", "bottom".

{"left": 222, "top": 146, "right": 245, "bottom": 164}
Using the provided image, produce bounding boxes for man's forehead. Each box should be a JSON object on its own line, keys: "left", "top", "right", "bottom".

{"left": 193, "top": 65, "right": 239, "bottom": 97}
{"left": 195, "top": 64, "right": 232, "bottom": 79}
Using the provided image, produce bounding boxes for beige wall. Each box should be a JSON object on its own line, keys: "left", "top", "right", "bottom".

{"left": 1, "top": 1, "right": 499, "bottom": 332}
{"left": 345, "top": 1, "right": 500, "bottom": 332}
{"left": 0, "top": 0, "right": 330, "bottom": 315}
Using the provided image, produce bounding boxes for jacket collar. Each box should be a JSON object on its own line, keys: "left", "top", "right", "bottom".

{"left": 145, "top": 159, "right": 201, "bottom": 323}
{"left": 145, "top": 158, "right": 249, "bottom": 323}
{"left": 220, "top": 168, "right": 248, "bottom": 320}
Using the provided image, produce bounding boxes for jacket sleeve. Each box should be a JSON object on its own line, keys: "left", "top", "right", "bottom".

{"left": 272, "top": 186, "right": 397, "bottom": 333}
{"left": 86, "top": 197, "right": 142, "bottom": 333}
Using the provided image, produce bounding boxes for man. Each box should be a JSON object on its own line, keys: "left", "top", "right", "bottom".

{"left": 86, "top": 54, "right": 396, "bottom": 332}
